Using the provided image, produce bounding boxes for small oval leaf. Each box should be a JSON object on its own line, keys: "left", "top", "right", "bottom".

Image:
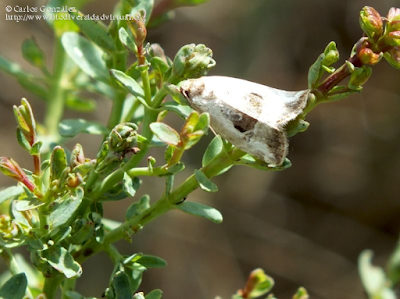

{"left": 194, "top": 169, "right": 218, "bottom": 192}
{"left": 176, "top": 201, "right": 222, "bottom": 223}
{"left": 150, "top": 122, "right": 180, "bottom": 146}
{"left": 0, "top": 273, "right": 27, "bottom": 299}
{"left": 61, "top": 32, "right": 110, "bottom": 83}
{"left": 70, "top": 11, "right": 117, "bottom": 52}
{"left": 110, "top": 69, "right": 145, "bottom": 99}
{"left": 59, "top": 119, "right": 108, "bottom": 137}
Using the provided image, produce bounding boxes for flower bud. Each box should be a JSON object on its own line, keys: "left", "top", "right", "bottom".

{"left": 50, "top": 146, "right": 67, "bottom": 183}
{"left": 109, "top": 123, "right": 138, "bottom": 152}
{"left": 127, "top": 10, "right": 147, "bottom": 47}
{"left": 383, "top": 46, "right": 400, "bottom": 69}
{"left": 358, "top": 48, "right": 383, "bottom": 65}
{"left": 356, "top": 38, "right": 382, "bottom": 65}
{"left": 387, "top": 7, "right": 400, "bottom": 22}
{"left": 349, "top": 66, "right": 372, "bottom": 90}
{"left": 386, "top": 31, "right": 400, "bottom": 47}
{"left": 13, "top": 98, "right": 37, "bottom": 152}
{"left": 0, "top": 157, "right": 35, "bottom": 191}
{"left": 170, "top": 44, "right": 216, "bottom": 83}
{"left": 70, "top": 144, "right": 85, "bottom": 169}
{"left": 360, "top": 6, "right": 383, "bottom": 41}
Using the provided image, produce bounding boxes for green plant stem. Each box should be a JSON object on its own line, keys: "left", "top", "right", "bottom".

{"left": 76, "top": 147, "right": 245, "bottom": 263}
{"left": 61, "top": 278, "right": 76, "bottom": 299}
{"left": 315, "top": 55, "right": 362, "bottom": 97}
{"left": 105, "top": 244, "right": 123, "bottom": 263}
{"left": 127, "top": 166, "right": 170, "bottom": 177}
{"left": 43, "top": 275, "right": 63, "bottom": 299}
{"left": 44, "top": 38, "right": 68, "bottom": 137}
{"left": 1, "top": 248, "right": 34, "bottom": 298}
{"left": 107, "top": 90, "right": 126, "bottom": 129}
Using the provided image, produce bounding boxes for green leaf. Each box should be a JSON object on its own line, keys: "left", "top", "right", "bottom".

{"left": 70, "top": 11, "right": 116, "bottom": 52}
{"left": 110, "top": 69, "right": 145, "bottom": 99}
{"left": 166, "top": 162, "right": 185, "bottom": 174}
{"left": 0, "top": 185, "right": 24, "bottom": 205}
{"left": 194, "top": 112, "right": 210, "bottom": 131}
{"left": 65, "top": 95, "right": 96, "bottom": 112}
{"left": 176, "top": 201, "right": 222, "bottom": 223}
{"left": 123, "top": 173, "right": 141, "bottom": 197}
{"left": 65, "top": 291, "right": 96, "bottom": 299}
{"left": 165, "top": 175, "right": 174, "bottom": 196}
{"left": 127, "top": 268, "right": 145, "bottom": 294}
{"left": 50, "top": 146, "right": 67, "bottom": 182}
{"left": 41, "top": 246, "right": 82, "bottom": 279}
{"left": 293, "top": 287, "right": 309, "bottom": 299}
{"left": 145, "top": 289, "right": 163, "bottom": 299}
{"left": 21, "top": 38, "right": 46, "bottom": 69}
{"left": 130, "top": 0, "right": 154, "bottom": 24}
{"left": 202, "top": 136, "right": 223, "bottom": 166}
{"left": 150, "top": 57, "right": 170, "bottom": 77}
{"left": 161, "top": 102, "right": 193, "bottom": 118}
{"left": 61, "top": 32, "right": 110, "bottom": 83}
{"left": 308, "top": 53, "right": 324, "bottom": 89}
{"left": 48, "top": 188, "right": 83, "bottom": 230}
{"left": 0, "top": 273, "right": 27, "bottom": 299}
{"left": 149, "top": 123, "right": 180, "bottom": 146}
{"left": 133, "top": 293, "right": 145, "bottom": 299}
{"left": 387, "top": 239, "right": 400, "bottom": 285}
{"left": 137, "top": 255, "right": 167, "bottom": 268}
{"left": 111, "top": 271, "right": 133, "bottom": 299}
{"left": 14, "top": 198, "right": 45, "bottom": 211}
{"left": 359, "top": 250, "right": 396, "bottom": 299}
{"left": 59, "top": 119, "right": 108, "bottom": 137}
{"left": 384, "top": 52, "right": 400, "bottom": 69}
{"left": 194, "top": 169, "right": 218, "bottom": 192}
{"left": 0, "top": 55, "right": 26, "bottom": 78}
{"left": 244, "top": 269, "right": 274, "bottom": 299}
{"left": 29, "top": 141, "right": 42, "bottom": 156}
{"left": 126, "top": 195, "right": 150, "bottom": 220}
{"left": 44, "top": 0, "right": 80, "bottom": 37}
{"left": 16, "top": 127, "right": 31, "bottom": 152}
{"left": 119, "top": 27, "right": 137, "bottom": 53}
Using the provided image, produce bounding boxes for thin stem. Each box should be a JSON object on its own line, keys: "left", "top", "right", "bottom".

{"left": 43, "top": 275, "right": 63, "bottom": 299}
{"left": 1, "top": 249, "right": 34, "bottom": 298}
{"left": 44, "top": 38, "right": 67, "bottom": 137}
{"left": 33, "top": 155, "right": 41, "bottom": 176}
{"left": 105, "top": 244, "right": 123, "bottom": 263}
{"left": 107, "top": 90, "right": 126, "bottom": 130}
{"left": 127, "top": 166, "right": 170, "bottom": 177}
{"left": 61, "top": 278, "right": 76, "bottom": 299}
{"left": 315, "top": 55, "right": 362, "bottom": 97}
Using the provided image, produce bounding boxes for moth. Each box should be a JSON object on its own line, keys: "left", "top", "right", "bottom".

{"left": 180, "top": 76, "right": 310, "bottom": 167}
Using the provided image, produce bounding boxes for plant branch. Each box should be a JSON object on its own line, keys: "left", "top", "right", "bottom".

{"left": 76, "top": 146, "right": 245, "bottom": 263}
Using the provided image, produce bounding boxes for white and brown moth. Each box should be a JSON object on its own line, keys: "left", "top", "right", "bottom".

{"left": 180, "top": 76, "right": 310, "bottom": 167}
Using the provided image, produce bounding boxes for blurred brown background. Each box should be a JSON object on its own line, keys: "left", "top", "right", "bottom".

{"left": 1, "top": 0, "right": 400, "bottom": 298}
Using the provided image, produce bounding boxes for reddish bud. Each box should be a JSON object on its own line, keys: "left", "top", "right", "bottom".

{"left": 0, "top": 157, "right": 35, "bottom": 191}
{"left": 387, "top": 7, "right": 400, "bottom": 22}
{"left": 358, "top": 48, "right": 382, "bottom": 65}
{"left": 127, "top": 10, "right": 147, "bottom": 47}
{"left": 360, "top": 6, "right": 383, "bottom": 41}
{"left": 387, "top": 31, "right": 400, "bottom": 46}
